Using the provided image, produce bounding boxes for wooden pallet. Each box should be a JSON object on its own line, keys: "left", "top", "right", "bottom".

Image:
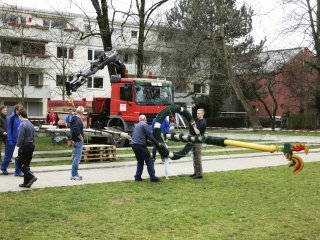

{"left": 72, "top": 144, "right": 117, "bottom": 162}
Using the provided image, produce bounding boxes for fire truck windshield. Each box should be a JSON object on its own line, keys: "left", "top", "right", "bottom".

{"left": 134, "top": 82, "right": 173, "bottom": 105}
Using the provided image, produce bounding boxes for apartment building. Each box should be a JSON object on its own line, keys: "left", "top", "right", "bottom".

{"left": 0, "top": 4, "right": 189, "bottom": 119}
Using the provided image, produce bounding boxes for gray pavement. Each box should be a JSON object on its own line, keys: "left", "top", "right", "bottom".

{"left": 0, "top": 149, "right": 319, "bottom": 193}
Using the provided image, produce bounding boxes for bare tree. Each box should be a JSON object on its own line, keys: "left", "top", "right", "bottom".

{"left": 68, "top": 0, "right": 169, "bottom": 77}
{"left": 128, "top": 0, "right": 169, "bottom": 77}
{"left": 73, "top": 0, "right": 126, "bottom": 76}
{"left": 44, "top": 21, "right": 90, "bottom": 100}
{"left": 281, "top": 0, "right": 320, "bottom": 111}
{"left": 0, "top": 5, "right": 47, "bottom": 105}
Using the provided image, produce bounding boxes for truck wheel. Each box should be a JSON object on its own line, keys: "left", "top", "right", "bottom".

{"left": 107, "top": 125, "right": 129, "bottom": 148}
{"left": 108, "top": 136, "right": 129, "bottom": 148}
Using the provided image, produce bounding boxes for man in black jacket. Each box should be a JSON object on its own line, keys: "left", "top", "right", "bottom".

{"left": 190, "top": 108, "right": 207, "bottom": 179}
{"left": 69, "top": 106, "right": 84, "bottom": 180}
{"left": 0, "top": 106, "right": 7, "bottom": 163}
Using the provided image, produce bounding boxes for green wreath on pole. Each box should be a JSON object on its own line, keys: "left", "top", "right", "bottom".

{"left": 152, "top": 104, "right": 227, "bottom": 160}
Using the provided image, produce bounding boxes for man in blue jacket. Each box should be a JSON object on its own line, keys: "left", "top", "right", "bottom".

{"left": 1, "top": 104, "right": 24, "bottom": 176}
{"left": 69, "top": 106, "right": 84, "bottom": 180}
{"left": 65, "top": 108, "right": 75, "bottom": 128}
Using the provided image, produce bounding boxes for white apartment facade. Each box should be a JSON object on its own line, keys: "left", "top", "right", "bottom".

{"left": 0, "top": 4, "right": 201, "bottom": 119}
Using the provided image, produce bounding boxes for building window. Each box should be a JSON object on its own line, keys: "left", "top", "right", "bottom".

{"left": 87, "top": 77, "right": 103, "bottom": 89}
{"left": 0, "top": 13, "right": 21, "bottom": 23}
{"left": 194, "top": 84, "right": 206, "bottom": 93}
{"left": 25, "top": 102, "right": 42, "bottom": 116}
{"left": 56, "top": 75, "right": 73, "bottom": 86}
{"left": 3, "top": 102, "right": 16, "bottom": 115}
{"left": 20, "top": 17, "right": 26, "bottom": 24}
{"left": 57, "top": 47, "right": 74, "bottom": 59}
{"left": 173, "top": 82, "right": 186, "bottom": 93}
{"left": 123, "top": 54, "right": 129, "bottom": 63}
{"left": 29, "top": 74, "right": 40, "bottom": 86}
{"left": 43, "top": 19, "right": 66, "bottom": 29}
{"left": 112, "top": 28, "right": 122, "bottom": 37}
{"left": 144, "top": 56, "right": 150, "bottom": 65}
{"left": 88, "top": 49, "right": 104, "bottom": 61}
{"left": 131, "top": 30, "right": 138, "bottom": 38}
{"left": 0, "top": 72, "right": 18, "bottom": 85}
{"left": 23, "top": 41, "right": 45, "bottom": 55}
{"left": 84, "top": 24, "right": 91, "bottom": 32}
{"left": 0, "top": 39, "right": 20, "bottom": 54}
{"left": 0, "top": 39, "right": 45, "bottom": 55}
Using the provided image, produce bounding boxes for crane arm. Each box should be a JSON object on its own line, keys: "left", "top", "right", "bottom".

{"left": 66, "top": 48, "right": 126, "bottom": 95}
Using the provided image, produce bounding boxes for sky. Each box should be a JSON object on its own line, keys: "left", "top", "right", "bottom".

{"left": 2, "top": 0, "right": 314, "bottom": 52}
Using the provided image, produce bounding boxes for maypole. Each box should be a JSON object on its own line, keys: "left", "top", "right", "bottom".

{"left": 152, "top": 104, "right": 308, "bottom": 174}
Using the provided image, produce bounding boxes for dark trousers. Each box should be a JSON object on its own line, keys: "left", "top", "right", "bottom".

{"left": 131, "top": 145, "right": 157, "bottom": 180}
{"left": 16, "top": 144, "right": 36, "bottom": 184}
{"left": 193, "top": 143, "right": 203, "bottom": 176}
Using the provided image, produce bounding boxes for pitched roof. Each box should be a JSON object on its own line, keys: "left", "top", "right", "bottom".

{"left": 259, "top": 47, "right": 304, "bottom": 72}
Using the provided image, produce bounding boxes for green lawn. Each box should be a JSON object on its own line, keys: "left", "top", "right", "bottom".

{"left": 0, "top": 162, "right": 319, "bottom": 239}
{"left": 1, "top": 133, "right": 319, "bottom": 239}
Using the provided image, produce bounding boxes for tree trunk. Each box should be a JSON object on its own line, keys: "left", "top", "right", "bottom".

{"left": 91, "top": 0, "right": 116, "bottom": 75}
{"left": 220, "top": 24, "right": 262, "bottom": 128}
{"left": 136, "top": 0, "right": 146, "bottom": 77}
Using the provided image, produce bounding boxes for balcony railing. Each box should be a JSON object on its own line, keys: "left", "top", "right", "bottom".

{"left": 1, "top": 84, "right": 50, "bottom": 98}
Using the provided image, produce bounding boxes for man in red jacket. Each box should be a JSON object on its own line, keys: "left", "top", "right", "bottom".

{"left": 46, "top": 108, "right": 60, "bottom": 145}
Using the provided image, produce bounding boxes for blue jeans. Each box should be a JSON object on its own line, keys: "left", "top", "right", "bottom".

{"left": 132, "top": 145, "right": 157, "bottom": 180}
{"left": 1, "top": 140, "right": 22, "bottom": 174}
{"left": 71, "top": 141, "right": 83, "bottom": 177}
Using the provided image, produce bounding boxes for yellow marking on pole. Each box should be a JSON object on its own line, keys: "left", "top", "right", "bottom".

{"left": 224, "top": 140, "right": 279, "bottom": 153}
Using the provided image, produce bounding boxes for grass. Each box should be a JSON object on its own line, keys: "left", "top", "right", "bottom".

{"left": 1, "top": 162, "right": 320, "bottom": 239}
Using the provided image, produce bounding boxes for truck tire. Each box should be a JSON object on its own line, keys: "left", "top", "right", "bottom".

{"left": 108, "top": 136, "right": 129, "bottom": 148}
{"left": 107, "top": 125, "right": 130, "bottom": 148}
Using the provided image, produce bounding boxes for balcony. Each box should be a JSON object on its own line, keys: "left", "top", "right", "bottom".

{"left": 1, "top": 85, "right": 50, "bottom": 98}
{"left": 1, "top": 53, "right": 52, "bottom": 68}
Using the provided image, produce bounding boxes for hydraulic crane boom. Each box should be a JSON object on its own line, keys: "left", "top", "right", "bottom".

{"left": 66, "top": 48, "right": 126, "bottom": 95}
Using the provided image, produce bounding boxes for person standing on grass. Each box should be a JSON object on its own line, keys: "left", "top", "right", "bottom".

{"left": 190, "top": 108, "right": 207, "bottom": 179}
{"left": 131, "top": 114, "right": 162, "bottom": 182}
{"left": 69, "top": 106, "right": 84, "bottom": 180}
{"left": 65, "top": 108, "right": 75, "bottom": 128}
{"left": 150, "top": 116, "right": 170, "bottom": 162}
{"left": 46, "top": 108, "right": 60, "bottom": 145}
{"left": 0, "top": 106, "right": 7, "bottom": 163}
{"left": 1, "top": 104, "right": 24, "bottom": 176}
{"left": 14, "top": 109, "right": 37, "bottom": 188}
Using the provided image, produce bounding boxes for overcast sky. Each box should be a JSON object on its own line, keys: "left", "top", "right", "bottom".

{"left": 2, "top": 0, "right": 313, "bottom": 51}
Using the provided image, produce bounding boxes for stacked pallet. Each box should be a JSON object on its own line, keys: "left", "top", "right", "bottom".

{"left": 75, "top": 144, "right": 116, "bottom": 162}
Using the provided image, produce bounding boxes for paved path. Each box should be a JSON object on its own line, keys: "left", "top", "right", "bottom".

{"left": 0, "top": 149, "right": 319, "bottom": 193}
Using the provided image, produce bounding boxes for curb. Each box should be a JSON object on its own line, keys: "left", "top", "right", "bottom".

{"left": 27, "top": 149, "right": 320, "bottom": 173}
